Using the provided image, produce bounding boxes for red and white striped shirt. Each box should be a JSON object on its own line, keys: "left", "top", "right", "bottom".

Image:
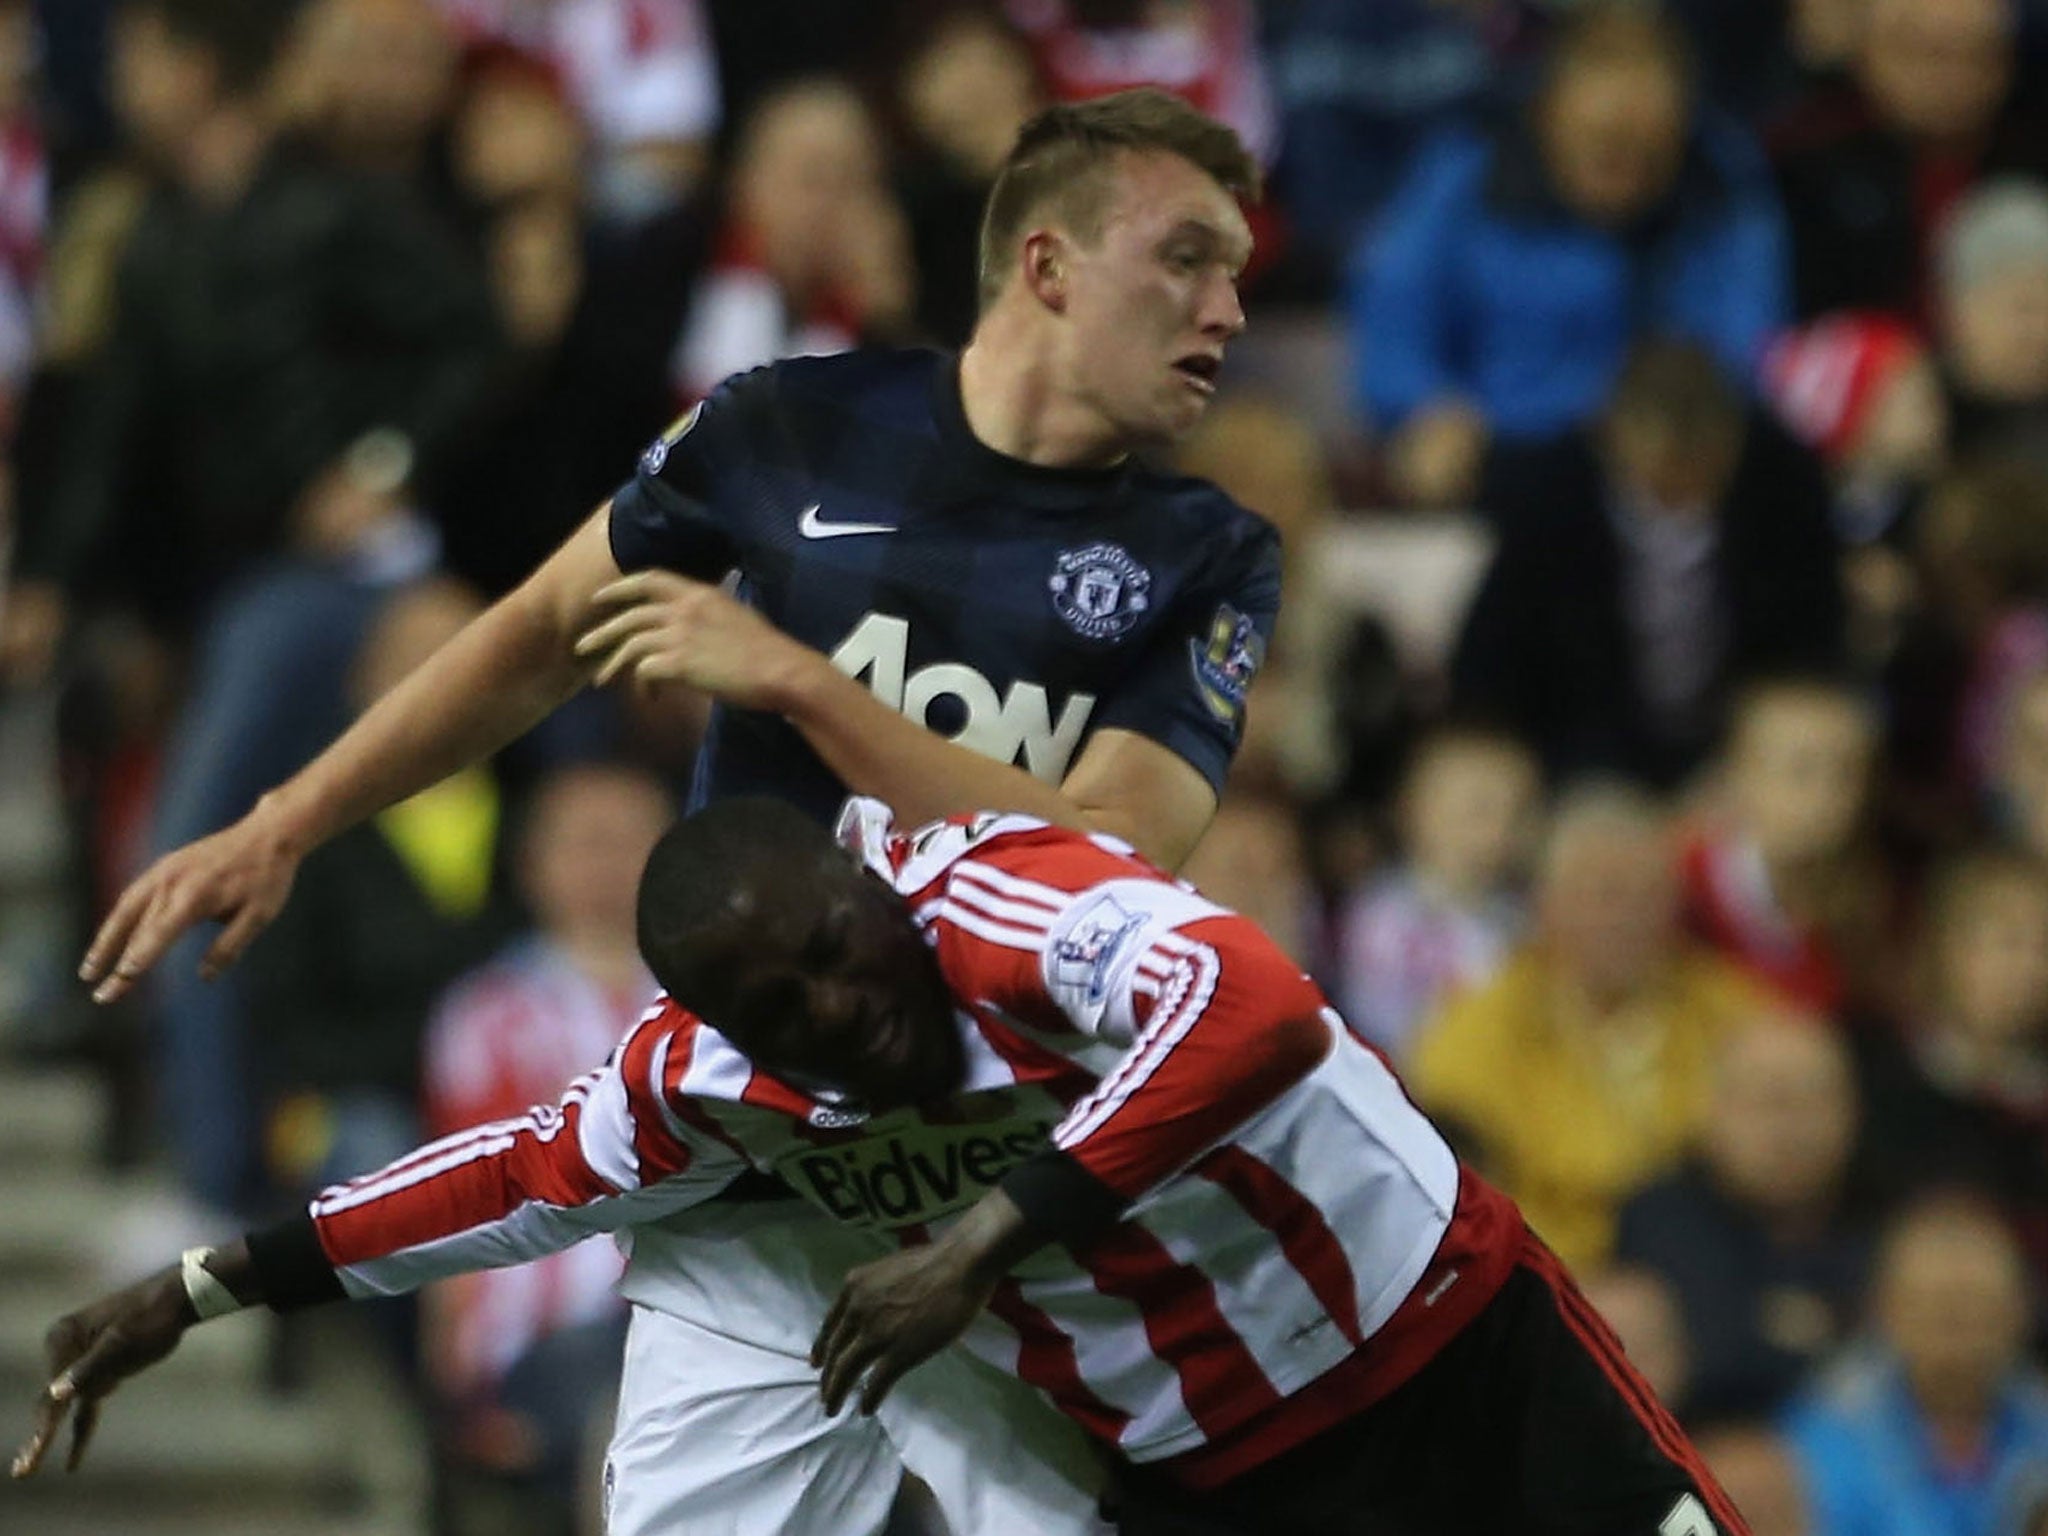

{"left": 308, "top": 802, "right": 1521, "bottom": 1481}
{"left": 420, "top": 939, "right": 651, "bottom": 1398}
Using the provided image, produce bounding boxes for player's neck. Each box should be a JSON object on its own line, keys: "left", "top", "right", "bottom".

{"left": 958, "top": 334, "right": 1129, "bottom": 472}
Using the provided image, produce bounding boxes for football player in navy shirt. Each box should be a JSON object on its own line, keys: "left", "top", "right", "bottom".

{"left": 78, "top": 88, "right": 1277, "bottom": 1535}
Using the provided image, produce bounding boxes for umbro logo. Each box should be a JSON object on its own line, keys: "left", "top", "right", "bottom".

{"left": 798, "top": 504, "right": 895, "bottom": 540}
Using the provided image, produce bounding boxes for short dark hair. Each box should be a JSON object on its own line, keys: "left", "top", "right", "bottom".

{"left": 635, "top": 797, "right": 843, "bottom": 1004}
{"left": 126, "top": 0, "right": 296, "bottom": 98}
{"left": 977, "top": 87, "right": 1260, "bottom": 309}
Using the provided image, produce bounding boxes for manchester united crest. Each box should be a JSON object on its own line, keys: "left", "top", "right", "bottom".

{"left": 1048, "top": 542, "right": 1151, "bottom": 641}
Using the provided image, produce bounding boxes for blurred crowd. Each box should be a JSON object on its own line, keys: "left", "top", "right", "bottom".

{"left": 12, "top": 1, "right": 2048, "bottom": 1534}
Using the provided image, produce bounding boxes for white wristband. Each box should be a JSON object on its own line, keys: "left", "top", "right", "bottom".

{"left": 180, "top": 1246, "right": 243, "bottom": 1321}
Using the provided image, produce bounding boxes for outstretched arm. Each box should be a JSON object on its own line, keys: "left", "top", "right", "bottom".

{"left": 13, "top": 1005, "right": 741, "bottom": 1476}
{"left": 573, "top": 568, "right": 1255, "bottom": 872}
{"left": 79, "top": 506, "right": 623, "bottom": 1000}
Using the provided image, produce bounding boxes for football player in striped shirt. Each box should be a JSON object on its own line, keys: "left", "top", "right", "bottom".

{"left": 65, "top": 86, "right": 1281, "bottom": 1536}
{"left": 23, "top": 798, "right": 1747, "bottom": 1535}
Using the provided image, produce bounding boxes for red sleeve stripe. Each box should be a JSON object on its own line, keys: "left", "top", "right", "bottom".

{"left": 951, "top": 860, "right": 1067, "bottom": 919}
{"left": 318, "top": 1100, "right": 617, "bottom": 1265}
{"left": 657, "top": 1042, "right": 756, "bottom": 1157}
{"left": 920, "top": 897, "right": 1049, "bottom": 953}
{"left": 313, "top": 1093, "right": 595, "bottom": 1218}
{"left": 967, "top": 1011, "right": 1097, "bottom": 1106}
{"left": 949, "top": 876, "right": 1063, "bottom": 930}
{"left": 1054, "top": 942, "right": 1220, "bottom": 1152}
{"left": 737, "top": 1068, "right": 817, "bottom": 1118}
{"left": 628, "top": 1031, "right": 695, "bottom": 1183}
{"left": 328, "top": 1079, "right": 588, "bottom": 1189}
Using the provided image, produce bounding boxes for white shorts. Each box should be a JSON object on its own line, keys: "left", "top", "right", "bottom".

{"left": 603, "top": 1303, "right": 1110, "bottom": 1536}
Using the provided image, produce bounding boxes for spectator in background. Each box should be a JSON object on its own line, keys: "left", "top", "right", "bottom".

{"left": 1454, "top": 339, "right": 1845, "bottom": 790}
{"left": 1265, "top": 0, "right": 1517, "bottom": 296}
{"left": 1353, "top": 0, "right": 1789, "bottom": 510}
{"left": 1178, "top": 790, "right": 1311, "bottom": 963}
{"left": 5, "top": 0, "right": 499, "bottom": 1215}
{"left": 1992, "top": 668, "right": 2048, "bottom": 864}
{"left": 1785, "top": 1197, "right": 2048, "bottom": 1536}
{"left": 1333, "top": 724, "right": 1539, "bottom": 1062}
{"left": 667, "top": 77, "right": 912, "bottom": 403}
{"left": 1938, "top": 179, "right": 2048, "bottom": 465}
{"left": 1771, "top": 0, "right": 2047, "bottom": 324}
{"left": 1170, "top": 394, "right": 1336, "bottom": 792}
{"left": 421, "top": 760, "right": 670, "bottom": 1536}
{"left": 446, "top": 43, "right": 582, "bottom": 213}
{"left": 1004, "top": 0, "right": 1275, "bottom": 168}
{"left": 1693, "top": 1423, "right": 1814, "bottom": 1536}
{"left": 1851, "top": 849, "right": 2048, "bottom": 1283}
{"left": 1763, "top": 310, "right": 1948, "bottom": 550}
{"left": 893, "top": 6, "right": 1045, "bottom": 348}
{"left": 0, "top": 0, "right": 44, "bottom": 436}
{"left": 1616, "top": 1019, "right": 1868, "bottom": 1425}
{"left": 1762, "top": 313, "right": 1949, "bottom": 671}
{"left": 247, "top": 579, "right": 514, "bottom": 1201}
{"left": 1410, "top": 783, "right": 1767, "bottom": 1269}
{"left": 1671, "top": 0, "right": 1861, "bottom": 127}
{"left": 1913, "top": 458, "right": 2048, "bottom": 800}
{"left": 436, "top": 0, "right": 719, "bottom": 224}
{"left": 1580, "top": 1262, "right": 1693, "bottom": 1419}
{"left": 280, "top": 0, "right": 458, "bottom": 197}
{"left": 1679, "top": 677, "right": 1887, "bottom": 1016}
{"left": 425, "top": 56, "right": 676, "bottom": 604}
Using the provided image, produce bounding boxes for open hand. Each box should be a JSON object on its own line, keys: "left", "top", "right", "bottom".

{"left": 811, "top": 1240, "right": 996, "bottom": 1417}
{"left": 11, "top": 1268, "right": 193, "bottom": 1478}
{"left": 574, "top": 570, "right": 820, "bottom": 711}
{"left": 79, "top": 804, "right": 304, "bottom": 1003}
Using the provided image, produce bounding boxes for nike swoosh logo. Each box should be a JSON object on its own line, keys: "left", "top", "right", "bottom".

{"left": 798, "top": 504, "right": 896, "bottom": 539}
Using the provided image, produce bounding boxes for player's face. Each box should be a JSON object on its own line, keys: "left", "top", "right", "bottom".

{"left": 1062, "top": 151, "right": 1253, "bottom": 445}
{"left": 710, "top": 872, "right": 965, "bottom": 1111}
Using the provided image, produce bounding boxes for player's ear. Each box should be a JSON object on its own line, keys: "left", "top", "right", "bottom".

{"left": 1022, "top": 230, "right": 1069, "bottom": 314}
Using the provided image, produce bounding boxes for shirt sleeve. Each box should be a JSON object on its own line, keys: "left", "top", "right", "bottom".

{"left": 308, "top": 1007, "right": 750, "bottom": 1299}
{"left": 1037, "top": 899, "right": 1333, "bottom": 1202}
{"left": 932, "top": 838, "right": 1333, "bottom": 1212}
{"left": 605, "top": 365, "right": 772, "bottom": 579}
{"left": 1089, "top": 514, "right": 1283, "bottom": 796}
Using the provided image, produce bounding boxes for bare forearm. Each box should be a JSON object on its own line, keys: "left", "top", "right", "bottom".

{"left": 778, "top": 660, "right": 1090, "bottom": 836}
{"left": 939, "top": 1187, "right": 1048, "bottom": 1283}
{"left": 260, "top": 584, "right": 586, "bottom": 854}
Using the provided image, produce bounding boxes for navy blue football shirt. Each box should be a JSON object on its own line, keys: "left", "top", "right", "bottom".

{"left": 607, "top": 349, "right": 1283, "bottom": 824}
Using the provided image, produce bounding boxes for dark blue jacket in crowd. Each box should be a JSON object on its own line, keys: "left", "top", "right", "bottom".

{"left": 1350, "top": 112, "right": 1790, "bottom": 438}
{"left": 1615, "top": 1161, "right": 1869, "bottom": 1426}
{"left": 1269, "top": 0, "right": 1509, "bottom": 277}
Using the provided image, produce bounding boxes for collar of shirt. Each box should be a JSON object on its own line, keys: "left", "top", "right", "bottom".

{"left": 925, "top": 353, "right": 1135, "bottom": 515}
{"left": 1606, "top": 490, "right": 1720, "bottom": 566}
